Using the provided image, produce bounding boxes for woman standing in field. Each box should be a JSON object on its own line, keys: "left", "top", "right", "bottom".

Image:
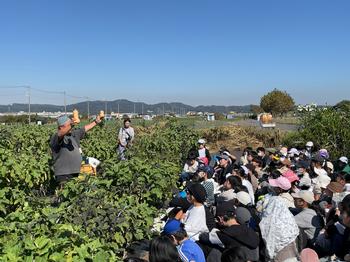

{"left": 117, "top": 118, "right": 135, "bottom": 160}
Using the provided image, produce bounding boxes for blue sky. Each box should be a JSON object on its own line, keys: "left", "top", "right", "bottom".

{"left": 0, "top": 0, "right": 349, "bottom": 106}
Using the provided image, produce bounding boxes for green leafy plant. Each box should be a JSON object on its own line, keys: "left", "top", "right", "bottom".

{"left": 283, "top": 107, "right": 350, "bottom": 159}
{"left": 0, "top": 120, "right": 197, "bottom": 260}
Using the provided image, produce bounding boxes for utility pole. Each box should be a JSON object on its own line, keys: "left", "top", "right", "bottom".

{"left": 105, "top": 99, "right": 107, "bottom": 115}
{"left": 133, "top": 102, "right": 136, "bottom": 114}
{"left": 86, "top": 97, "right": 90, "bottom": 119}
{"left": 63, "top": 91, "right": 67, "bottom": 114}
{"left": 142, "top": 103, "right": 144, "bottom": 115}
{"left": 27, "top": 86, "right": 31, "bottom": 124}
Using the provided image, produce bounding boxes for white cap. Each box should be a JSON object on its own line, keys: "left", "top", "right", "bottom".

{"left": 339, "top": 156, "right": 348, "bottom": 164}
{"left": 241, "top": 166, "right": 249, "bottom": 175}
{"left": 198, "top": 139, "right": 206, "bottom": 144}
{"left": 292, "top": 190, "right": 315, "bottom": 204}
{"left": 222, "top": 151, "right": 231, "bottom": 156}
{"left": 236, "top": 191, "right": 251, "bottom": 206}
{"left": 306, "top": 141, "right": 314, "bottom": 147}
{"left": 225, "top": 173, "right": 233, "bottom": 179}
{"left": 326, "top": 161, "right": 334, "bottom": 172}
{"left": 316, "top": 174, "right": 331, "bottom": 189}
{"left": 288, "top": 148, "right": 300, "bottom": 156}
{"left": 280, "top": 147, "right": 288, "bottom": 157}
{"left": 299, "top": 177, "right": 312, "bottom": 188}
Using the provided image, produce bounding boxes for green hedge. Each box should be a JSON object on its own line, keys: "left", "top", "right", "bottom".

{"left": 283, "top": 107, "right": 350, "bottom": 159}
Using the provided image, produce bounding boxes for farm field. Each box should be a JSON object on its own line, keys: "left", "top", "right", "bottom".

{"left": 1, "top": 106, "right": 349, "bottom": 261}
{"left": 0, "top": 120, "right": 198, "bottom": 261}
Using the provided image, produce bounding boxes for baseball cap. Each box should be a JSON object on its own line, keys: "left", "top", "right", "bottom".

{"left": 316, "top": 174, "right": 331, "bottom": 189}
{"left": 288, "top": 148, "right": 300, "bottom": 156}
{"left": 219, "top": 146, "right": 230, "bottom": 154}
{"left": 299, "top": 177, "right": 312, "bottom": 188}
{"left": 269, "top": 176, "right": 292, "bottom": 190}
{"left": 313, "top": 185, "right": 322, "bottom": 195}
{"left": 216, "top": 200, "right": 236, "bottom": 217}
{"left": 312, "top": 155, "right": 325, "bottom": 163}
{"left": 300, "top": 248, "right": 319, "bottom": 262}
{"left": 198, "top": 166, "right": 214, "bottom": 179}
{"left": 218, "top": 154, "right": 230, "bottom": 161}
{"left": 280, "top": 147, "right": 288, "bottom": 157}
{"left": 198, "top": 139, "right": 206, "bottom": 144}
{"left": 235, "top": 207, "right": 252, "bottom": 225}
{"left": 326, "top": 182, "right": 344, "bottom": 193}
{"left": 272, "top": 154, "right": 280, "bottom": 161}
{"left": 292, "top": 190, "right": 315, "bottom": 204}
{"left": 168, "top": 197, "right": 191, "bottom": 212}
{"left": 163, "top": 219, "right": 182, "bottom": 235}
{"left": 326, "top": 161, "right": 334, "bottom": 172}
{"left": 282, "top": 170, "right": 299, "bottom": 183}
{"left": 319, "top": 149, "right": 329, "bottom": 159}
{"left": 236, "top": 191, "right": 251, "bottom": 206}
{"left": 296, "top": 160, "right": 310, "bottom": 169}
{"left": 306, "top": 141, "right": 314, "bottom": 147}
{"left": 57, "top": 115, "right": 71, "bottom": 126}
{"left": 240, "top": 166, "right": 249, "bottom": 175}
{"left": 339, "top": 156, "right": 349, "bottom": 164}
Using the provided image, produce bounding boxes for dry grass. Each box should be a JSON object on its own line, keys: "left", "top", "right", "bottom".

{"left": 201, "top": 126, "right": 286, "bottom": 153}
{"left": 135, "top": 120, "right": 287, "bottom": 153}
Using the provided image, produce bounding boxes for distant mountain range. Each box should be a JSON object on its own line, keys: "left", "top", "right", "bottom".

{"left": 0, "top": 99, "right": 253, "bottom": 114}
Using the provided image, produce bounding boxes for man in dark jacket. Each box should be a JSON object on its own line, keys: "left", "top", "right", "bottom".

{"left": 336, "top": 194, "right": 350, "bottom": 260}
{"left": 199, "top": 201, "right": 259, "bottom": 261}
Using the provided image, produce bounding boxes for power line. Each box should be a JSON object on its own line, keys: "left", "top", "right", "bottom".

{"left": 31, "top": 87, "right": 64, "bottom": 94}
{"left": 0, "top": 86, "right": 31, "bottom": 124}
{"left": 0, "top": 87, "right": 21, "bottom": 89}
{"left": 0, "top": 93, "right": 26, "bottom": 97}
{"left": 1, "top": 85, "right": 122, "bottom": 119}
{"left": 1, "top": 86, "right": 66, "bottom": 123}
{"left": 2, "top": 87, "right": 97, "bottom": 105}
{"left": 1, "top": 86, "right": 90, "bottom": 100}
{"left": 66, "top": 94, "right": 88, "bottom": 99}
